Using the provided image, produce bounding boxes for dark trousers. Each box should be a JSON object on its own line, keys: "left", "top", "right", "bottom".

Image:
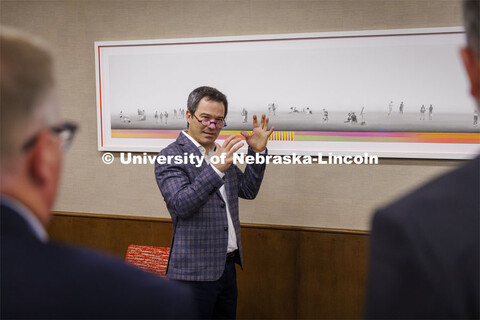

{"left": 178, "top": 261, "right": 237, "bottom": 319}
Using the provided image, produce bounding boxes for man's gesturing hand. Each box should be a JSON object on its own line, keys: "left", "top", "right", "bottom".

{"left": 212, "top": 135, "right": 244, "bottom": 173}
{"left": 241, "top": 114, "right": 274, "bottom": 153}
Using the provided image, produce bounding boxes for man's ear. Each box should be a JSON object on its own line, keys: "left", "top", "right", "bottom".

{"left": 28, "top": 131, "right": 54, "bottom": 186}
{"left": 186, "top": 110, "right": 193, "bottom": 126}
{"left": 460, "top": 48, "right": 480, "bottom": 98}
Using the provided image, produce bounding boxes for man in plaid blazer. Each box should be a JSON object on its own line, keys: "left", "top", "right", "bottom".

{"left": 155, "top": 86, "right": 274, "bottom": 319}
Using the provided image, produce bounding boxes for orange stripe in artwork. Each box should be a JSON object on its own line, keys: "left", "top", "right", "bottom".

{"left": 98, "top": 46, "right": 103, "bottom": 147}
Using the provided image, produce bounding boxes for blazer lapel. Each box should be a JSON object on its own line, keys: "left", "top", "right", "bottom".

{"left": 176, "top": 132, "right": 209, "bottom": 172}
{"left": 176, "top": 132, "right": 226, "bottom": 203}
{"left": 223, "top": 169, "right": 236, "bottom": 210}
{"left": 177, "top": 133, "right": 223, "bottom": 201}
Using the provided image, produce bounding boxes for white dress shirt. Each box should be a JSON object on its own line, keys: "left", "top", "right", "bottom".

{"left": 182, "top": 131, "right": 238, "bottom": 253}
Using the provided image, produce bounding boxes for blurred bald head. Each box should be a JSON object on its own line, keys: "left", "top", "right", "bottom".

{"left": 461, "top": 1, "right": 480, "bottom": 108}
{"left": 1, "top": 26, "right": 59, "bottom": 172}
{"left": 0, "top": 27, "right": 64, "bottom": 224}
{"left": 464, "top": 0, "right": 479, "bottom": 58}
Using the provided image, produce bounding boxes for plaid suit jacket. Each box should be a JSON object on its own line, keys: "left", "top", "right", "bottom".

{"left": 155, "top": 133, "right": 266, "bottom": 281}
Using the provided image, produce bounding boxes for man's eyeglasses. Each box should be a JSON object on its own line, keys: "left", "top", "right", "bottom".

{"left": 21, "top": 121, "right": 78, "bottom": 152}
{"left": 192, "top": 114, "right": 227, "bottom": 129}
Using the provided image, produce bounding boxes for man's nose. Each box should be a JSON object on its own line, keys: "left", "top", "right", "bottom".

{"left": 207, "top": 122, "right": 217, "bottom": 129}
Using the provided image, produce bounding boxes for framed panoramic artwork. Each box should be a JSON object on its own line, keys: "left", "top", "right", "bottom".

{"left": 95, "top": 27, "right": 480, "bottom": 159}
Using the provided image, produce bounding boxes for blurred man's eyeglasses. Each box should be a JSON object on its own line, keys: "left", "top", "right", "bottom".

{"left": 192, "top": 114, "right": 227, "bottom": 129}
{"left": 21, "top": 121, "right": 78, "bottom": 152}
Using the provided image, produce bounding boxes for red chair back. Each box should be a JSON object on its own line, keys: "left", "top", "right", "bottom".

{"left": 125, "top": 244, "right": 170, "bottom": 277}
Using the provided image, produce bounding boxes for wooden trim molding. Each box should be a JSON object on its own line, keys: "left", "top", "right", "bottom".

{"left": 48, "top": 210, "right": 369, "bottom": 319}
{"left": 51, "top": 210, "right": 369, "bottom": 235}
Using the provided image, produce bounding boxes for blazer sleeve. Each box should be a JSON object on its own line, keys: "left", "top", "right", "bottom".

{"left": 235, "top": 147, "right": 267, "bottom": 200}
{"left": 155, "top": 150, "right": 225, "bottom": 220}
{"left": 365, "top": 210, "right": 444, "bottom": 319}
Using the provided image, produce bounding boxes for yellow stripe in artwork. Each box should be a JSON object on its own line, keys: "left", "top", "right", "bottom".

{"left": 268, "top": 131, "right": 294, "bottom": 141}
{"left": 221, "top": 130, "right": 295, "bottom": 141}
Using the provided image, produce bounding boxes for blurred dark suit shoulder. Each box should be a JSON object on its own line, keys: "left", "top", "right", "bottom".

{"left": 1, "top": 204, "right": 196, "bottom": 319}
{"left": 366, "top": 157, "right": 479, "bottom": 319}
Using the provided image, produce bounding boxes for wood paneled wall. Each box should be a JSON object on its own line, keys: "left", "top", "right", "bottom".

{"left": 48, "top": 212, "right": 369, "bottom": 319}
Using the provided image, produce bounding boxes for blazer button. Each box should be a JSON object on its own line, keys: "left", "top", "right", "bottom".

{"left": 224, "top": 227, "right": 228, "bottom": 231}
{"left": 220, "top": 202, "right": 225, "bottom": 208}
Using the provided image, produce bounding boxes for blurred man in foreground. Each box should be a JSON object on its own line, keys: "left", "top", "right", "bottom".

{"left": 0, "top": 26, "right": 195, "bottom": 319}
{"left": 366, "top": 1, "right": 479, "bottom": 318}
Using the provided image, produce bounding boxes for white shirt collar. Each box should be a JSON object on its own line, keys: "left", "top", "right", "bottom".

{"left": 182, "top": 131, "right": 215, "bottom": 156}
{"left": 1, "top": 194, "right": 49, "bottom": 242}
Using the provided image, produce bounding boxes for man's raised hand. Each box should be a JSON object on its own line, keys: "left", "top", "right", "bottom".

{"left": 241, "top": 114, "right": 274, "bottom": 153}
{"left": 212, "top": 135, "right": 244, "bottom": 172}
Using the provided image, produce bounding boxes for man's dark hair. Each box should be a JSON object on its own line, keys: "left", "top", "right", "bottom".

{"left": 187, "top": 86, "right": 228, "bottom": 117}
{"left": 464, "top": 0, "right": 480, "bottom": 58}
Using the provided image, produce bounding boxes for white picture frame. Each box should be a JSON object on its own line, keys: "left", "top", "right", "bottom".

{"left": 95, "top": 27, "right": 480, "bottom": 159}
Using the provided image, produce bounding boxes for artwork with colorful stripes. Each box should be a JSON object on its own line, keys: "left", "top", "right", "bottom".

{"left": 96, "top": 28, "right": 480, "bottom": 158}
{"left": 111, "top": 129, "right": 479, "bottom": 144}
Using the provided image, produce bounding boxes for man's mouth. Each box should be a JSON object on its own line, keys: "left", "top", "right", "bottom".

{"left": 203, "top": 131, "right": 216, "bottom": 138}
